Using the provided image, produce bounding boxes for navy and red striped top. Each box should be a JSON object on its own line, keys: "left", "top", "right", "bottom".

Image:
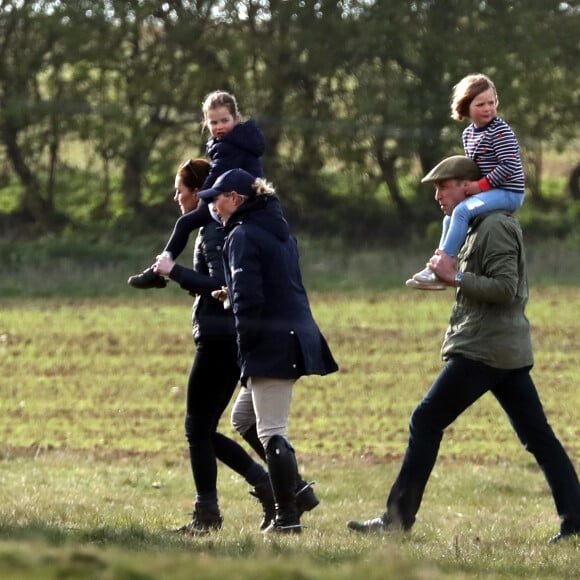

{"left": 462, "top": 117, "right": 525, "bottom": 194}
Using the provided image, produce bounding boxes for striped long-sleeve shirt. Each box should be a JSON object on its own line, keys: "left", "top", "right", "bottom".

{"left": 462, "top": 117, "right": 525, "bottom": 194}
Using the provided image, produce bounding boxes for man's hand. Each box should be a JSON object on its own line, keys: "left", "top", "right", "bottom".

{"left": 428, "top": 250, "right": 457, "bottom": 286}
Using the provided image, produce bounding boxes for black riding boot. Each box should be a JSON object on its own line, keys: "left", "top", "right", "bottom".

{"left": 296, "top": 479, "right": 320, "bottom": 514}
{"left": 241, "top": 423, "right": 267, "bottom": 461}
{"left": 249, "top": 478, "right": 276, "bottom": 530}
{"left": 263, "top": 435, "right": 302, "bottom": 534}
{"left": 242, "top": 424, "right": 319, "bottom": 517}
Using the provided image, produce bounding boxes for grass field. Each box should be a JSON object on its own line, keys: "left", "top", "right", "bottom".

{"left": 1, "top": 286, "right": 579, "bottom": 579}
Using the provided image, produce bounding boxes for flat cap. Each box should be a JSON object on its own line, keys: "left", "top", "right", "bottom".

{"left": 421, "top": 155, "right": 481, "bottom": 183}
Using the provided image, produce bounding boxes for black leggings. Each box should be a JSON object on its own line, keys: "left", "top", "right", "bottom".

{"left": 185, "top": 338, "right": 257, "bottom": 494}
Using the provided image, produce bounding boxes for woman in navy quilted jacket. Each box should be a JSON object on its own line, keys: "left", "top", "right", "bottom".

{"left": 198, "top": 168, "right": 339, "bottom": 534}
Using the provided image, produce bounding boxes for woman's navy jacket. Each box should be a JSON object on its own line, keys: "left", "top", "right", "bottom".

{"left": 222, "top": 196, "right": 338, "bottom": 381}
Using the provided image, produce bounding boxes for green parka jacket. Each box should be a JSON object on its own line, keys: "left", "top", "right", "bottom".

{"left": 441, "top": 211, "right": 534, "bottom": 369}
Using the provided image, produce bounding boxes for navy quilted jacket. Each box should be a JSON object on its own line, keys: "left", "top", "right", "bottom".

{"left": 222, "top": 195, "right": 338, "bottom": 381}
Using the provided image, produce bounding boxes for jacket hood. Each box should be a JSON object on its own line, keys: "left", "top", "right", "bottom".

{"left": 225, "top": 195, "right": 290, "bottom": 242}
{"left": 210, "top": 118, "right": 266, "bottom": 158}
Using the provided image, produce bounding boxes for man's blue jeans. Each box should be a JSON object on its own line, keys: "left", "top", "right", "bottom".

{"left": 385, "top": 355, "right": 580, "bottom": 533}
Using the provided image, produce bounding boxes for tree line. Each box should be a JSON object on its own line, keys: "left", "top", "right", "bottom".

{"left": 0, "top": 0, "right": 578, "bottom": 240}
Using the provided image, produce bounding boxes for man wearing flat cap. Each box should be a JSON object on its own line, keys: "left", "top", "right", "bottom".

{"left": 406, "top": 155, "right": 482, "bottom": 290}
{"left": 348, "top": 156, "right": 580, "bottom": 544}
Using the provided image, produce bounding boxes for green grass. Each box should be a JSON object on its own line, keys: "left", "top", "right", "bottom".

{"left": 1, "top": 455, "right": 578, "bottom": 579}
{"left": 1, "top": 290, "right": 579, "bottom": 578}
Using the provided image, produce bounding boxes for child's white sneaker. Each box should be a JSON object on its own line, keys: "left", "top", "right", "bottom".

{"left": 412, "top": 267, "right": 440, "bottom": 283}
{"left": 405, "top": 278, "right": 446, "bottom": 291}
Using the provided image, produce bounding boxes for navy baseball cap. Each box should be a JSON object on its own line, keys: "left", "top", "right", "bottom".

{"left": 197, "top": 168, "right": 256, "bottom": 200}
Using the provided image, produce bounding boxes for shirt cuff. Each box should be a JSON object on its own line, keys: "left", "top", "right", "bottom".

{"left": 478, "top": 177, "right": 492, "bottom": 191}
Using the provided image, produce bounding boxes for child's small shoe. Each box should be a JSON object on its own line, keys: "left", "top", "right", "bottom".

{"left": 405, "top": 278, "right": 446, "bottom": 291}
{"left": 405, "top": 267, "right": 446, "bottom": 290}
{"left": 412, "top": 267, "right": 440, "bottom": 284}
{"left": 128, "top": 267, "right": 167, "bottom": 289}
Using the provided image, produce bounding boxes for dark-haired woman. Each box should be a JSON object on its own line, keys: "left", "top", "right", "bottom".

{"left": 154, "top": 159, "right": 273, "bottom": 535}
